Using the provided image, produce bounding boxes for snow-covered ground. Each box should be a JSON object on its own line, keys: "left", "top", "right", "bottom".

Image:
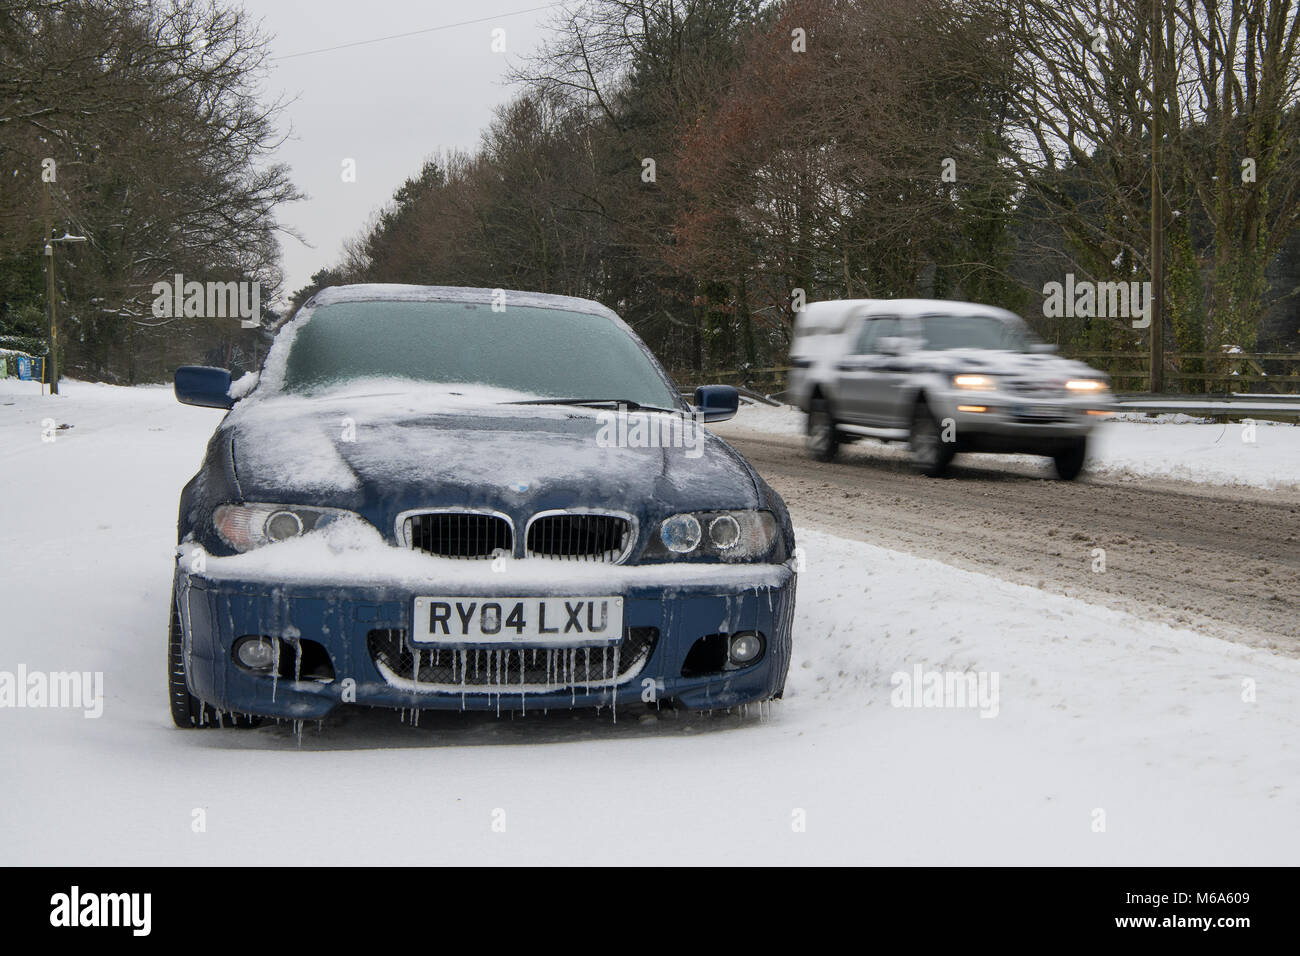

{"left": 727, "top": 401, "right": 1300, "bottom": 490}
{"left": 1, "top": 379, "right": 1297, "bottom": 864}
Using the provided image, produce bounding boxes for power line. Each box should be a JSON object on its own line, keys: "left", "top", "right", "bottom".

{"left": 272, "top": 2, "right": 567, "bottom": 62}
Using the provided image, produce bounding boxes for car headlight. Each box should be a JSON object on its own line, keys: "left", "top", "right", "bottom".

{"left": 645, "top": 510, "right": 780, "bottom": 561}
{"left": 1065, "top": 379, "right": 1109, "bottom": 393}
{"left": 213, "top": 503, "right": 355, "bottom": 552}
{"left": 953, "top": 374, "right": 998, "bottom": 391}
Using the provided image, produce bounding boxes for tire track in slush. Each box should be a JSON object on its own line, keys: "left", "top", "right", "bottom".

{"left": 718, "top": 427, "right": 1300, "bottom": 653}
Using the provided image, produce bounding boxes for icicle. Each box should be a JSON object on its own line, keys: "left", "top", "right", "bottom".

{"left": 569, "top": 648, "right": 577, "bottom": 705}
{"left": 459, "top": 648, "right": 468, "bottom": 711}
{"left": 512, "top": 647, "right": 522, "bottom": 712}
{"left": 611, "top": 643, "right": 621, "bottom": 723}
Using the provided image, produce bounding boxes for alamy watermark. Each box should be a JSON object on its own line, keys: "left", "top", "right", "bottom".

{"left": 1042, "top": 273, "right": 1152, "bottom": 329}
{"left": 151, "top": 273, "right": 260, "bottom": 328}
{"left": 890, "top": 664, "right": 1000, "bottom": 718}
{"left": 0, "top": 665, "right": 103, "bottom": 718}
{"left": 595, "top": 404, "right": 706, "bottom": 459}
{"left": 50, "top": 886, "right": 150, "bottom": 936}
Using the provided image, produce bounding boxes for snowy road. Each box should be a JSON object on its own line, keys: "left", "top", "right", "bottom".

{"left": 713, "top": 413, "right": 1300, "bottom": 650}
{"left": 2, "top": 380, "right": 1298, "bottom": 864}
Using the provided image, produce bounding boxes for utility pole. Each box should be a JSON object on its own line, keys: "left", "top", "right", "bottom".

{"left": 42, "top": 177, "right": 86, "bottom": 395}
{"left": 43, "top": 178, "right": 57, "bottom": 395}
{"left": 1149, "top": 0, "right": 1164, "bottom": 393}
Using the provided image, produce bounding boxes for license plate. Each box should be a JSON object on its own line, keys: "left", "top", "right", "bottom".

{"left": 411, "top": 596, "right": 624, "bottom": 647}
{"left": 1013, "top": 403, "right": 1068, "bottom": 419}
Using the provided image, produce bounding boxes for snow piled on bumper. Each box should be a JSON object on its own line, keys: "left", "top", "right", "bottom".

{"left": 182, "top": 516, "right": 792, "bottom": 592}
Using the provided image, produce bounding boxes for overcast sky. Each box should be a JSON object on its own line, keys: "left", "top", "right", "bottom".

{"left": 239, "top": 0, "right": 563, "bottom": 306}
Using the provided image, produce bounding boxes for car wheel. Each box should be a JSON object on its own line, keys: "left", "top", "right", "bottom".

{"left": 1052, "top": 437, "right": 1088, "bottom": 481}
{"left": 169, "top": 589, "right": 258, "bottom": 729}
{"left": 806, "top": 397, "right": 839, "bottom": 462}
{"left": 909, "top": 401, "right": 955, "bottom": 477}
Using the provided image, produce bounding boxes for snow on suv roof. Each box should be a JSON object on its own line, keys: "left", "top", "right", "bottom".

{"left": 308, "top": 284, "right": 620, "bottom": 320}
{"left": 796, "top": 298, "right": 1021, "bottom": 334}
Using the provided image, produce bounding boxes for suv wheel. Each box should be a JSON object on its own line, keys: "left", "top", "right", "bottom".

{"left": 909, "top": 401, "right": 955, "bottom": 477}
{"left": 806, "top": 397, "right": 840, "bottom": 462}
{"left": 1052, "top": 437, "right": 1088, "bottom": 481}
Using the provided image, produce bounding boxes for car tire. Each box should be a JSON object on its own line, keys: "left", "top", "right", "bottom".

{"left": 909, "top": 401, "right": 955, "bottom": 477}
{"left": 1052, "top": 437, "right": 1088, "bottom": 481}
{"left": 169, "top": 588, "right": 258, "bottom": 729}
{"left": 806, "top": 397, "right": 840, "bottom": 462}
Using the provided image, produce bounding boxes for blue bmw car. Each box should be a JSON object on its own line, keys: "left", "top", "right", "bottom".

{"left": 169, "top": 285, "right": 797, "bottom": 727}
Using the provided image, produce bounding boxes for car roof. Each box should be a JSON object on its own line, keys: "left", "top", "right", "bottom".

{"left": 797, "top": 298, "right": 1022, "bottom": 332}
{"left": 308, "top": 284, "right": 621, "bottom": 321}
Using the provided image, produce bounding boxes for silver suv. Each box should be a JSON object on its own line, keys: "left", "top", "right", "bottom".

{"left": 787, "top": 299, "right": 1112, "bottom": 479}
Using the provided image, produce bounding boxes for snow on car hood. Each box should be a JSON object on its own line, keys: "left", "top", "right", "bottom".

{"left": 221, "top": 387, "right": 760, "bottom": 526}
{"left": 913, "top": 348, "right": 1107, "bottom": 381}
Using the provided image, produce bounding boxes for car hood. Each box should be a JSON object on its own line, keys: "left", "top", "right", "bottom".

{"left": 220, "top": 392, "right": 760, "bottom": 534}
{"left": 913, "top": 349, "right": 1107, "bottom": 381}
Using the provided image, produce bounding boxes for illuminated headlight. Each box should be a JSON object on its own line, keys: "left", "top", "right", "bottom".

{"left": 1065, "top": 379, "right": 1109, "bottom": 393}
{"left": 953, "top": 374, "right": 998, "bottom": 391}
{"left": 649, "top": 510, "right": 779, "bottom": 561}
{"left": 213, "top": 504, "right": 355, "bottom": 552}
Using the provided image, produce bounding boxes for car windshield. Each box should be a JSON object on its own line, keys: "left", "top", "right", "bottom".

{"left": 919, "top": 314, "right": 1030, "bottom": 352}
{"left": 279, "top": 299, "right": 681, "bottom": 408}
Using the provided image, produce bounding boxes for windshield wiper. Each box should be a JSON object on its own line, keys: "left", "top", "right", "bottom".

{"left": 508, "top": 397, "right": 683, "bottom": 415}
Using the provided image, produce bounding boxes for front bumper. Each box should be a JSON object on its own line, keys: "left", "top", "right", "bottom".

{"left": 176, "top": 559, "right": 797, "bottom": 719}
{"left": 932, "top": 392, "right": 1107, "bottom": 452}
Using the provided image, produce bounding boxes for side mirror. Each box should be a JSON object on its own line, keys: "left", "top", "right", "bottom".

{"left": 876, "top": 336, "right": 915, "bottom": 356}
{"left": 175, "top": 366, "right": 234, "bottom": 409}
{"left": 1030, "top": 343, "right": 1059, "bottom": 354}
{"left": 693, "top": 384, "right": 739, "bottom": 423}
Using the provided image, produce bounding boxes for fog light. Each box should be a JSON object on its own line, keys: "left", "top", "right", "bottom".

{"left": 728, "top": 632, "right": 764, "bottom": 665}
{"left": 235, "top": 636, "right": 277, "bottom": 671}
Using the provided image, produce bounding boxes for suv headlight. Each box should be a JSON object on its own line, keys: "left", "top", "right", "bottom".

{"left": 953, "top": 374, "right": 998, "bottom": 391}
{"left": 213, "top": 503, "right": 357, "bottom": 552}
{"left": 644, "top": 510, "right": 780, "bottom": 561}
{"left": 1065, "top": 379, "right": 1109, "bottom": 393}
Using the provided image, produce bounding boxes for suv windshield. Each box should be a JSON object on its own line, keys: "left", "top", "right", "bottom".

{"left": 919, "top": 314, "right": 1029, "bottom": 352}
{"left": 279, "top": 300, "right": 680, "bottom": 408}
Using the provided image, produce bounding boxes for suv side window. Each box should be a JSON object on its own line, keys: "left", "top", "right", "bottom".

{"left": 852, "top": 317, "right": 899, "bottom": 354}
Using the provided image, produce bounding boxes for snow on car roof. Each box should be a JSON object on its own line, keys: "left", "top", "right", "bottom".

{"left": 796, "top": 298, "right": 1022, "bottom": 333}
{"left": 308, "top": 284, "right": 621, "bottom": 320}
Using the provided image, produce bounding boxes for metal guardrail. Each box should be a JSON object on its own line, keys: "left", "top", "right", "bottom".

{"left": 1113, "top": 394, "right": 1300, "bottom": 418}
{"left": 674, "top": 383, "right": 1300, "bottom": 420}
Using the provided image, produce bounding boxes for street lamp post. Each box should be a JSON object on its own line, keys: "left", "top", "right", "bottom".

{"left": 43, "top": 230, "right": 87, "bottom": 396}
{"left": 1149, "top": 0, "right": 1165, "bottom": 393}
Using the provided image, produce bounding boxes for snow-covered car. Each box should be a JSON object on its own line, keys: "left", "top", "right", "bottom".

{"left": 168, "top": 285, "right": 796, "bottom": 727}
{"left": 788, "top": 299, "right": 1113, "bottom": 479}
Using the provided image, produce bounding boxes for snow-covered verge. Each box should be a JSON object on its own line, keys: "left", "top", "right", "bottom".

{"left": 1, "top": 379, "right": 1297, "bottom": 864}
{"left": 724, "top": 401, "right": 1300, "bottom": 490}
